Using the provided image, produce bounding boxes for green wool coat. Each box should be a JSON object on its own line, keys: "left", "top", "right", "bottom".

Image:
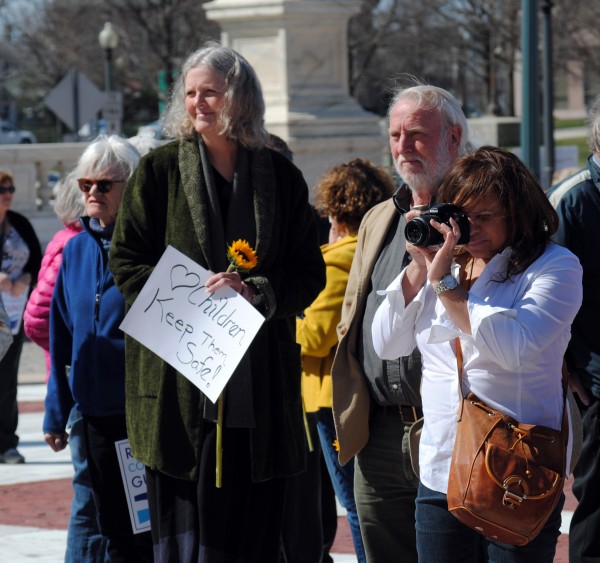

{"left": 109, "top": 138, "right": 326, "bottom": 482}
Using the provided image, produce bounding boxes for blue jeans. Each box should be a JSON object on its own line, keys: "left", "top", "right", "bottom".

{"left": 416, "top": 482, "right": 564, "bottom": 563}
{"left": 65, "top": 407, "right": 109, "bottom": 563}
{"left": 316, "top": 409, "right": 366, "bottom": 563}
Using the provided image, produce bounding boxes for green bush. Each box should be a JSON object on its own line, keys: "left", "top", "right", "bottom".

{"left": 554, "top": 118, "right": 586, "bottom": 129}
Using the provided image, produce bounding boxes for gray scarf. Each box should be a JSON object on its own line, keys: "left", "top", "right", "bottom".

{"left": 198, "top": 138, "right": 256, "bottom": 428}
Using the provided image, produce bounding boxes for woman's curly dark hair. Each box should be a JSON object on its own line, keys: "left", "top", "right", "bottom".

{"left": 437, "top": 146, "right": 559, "bottom": 281}
{"left": 313, "top": 158, "right": 396, "bottom": 233}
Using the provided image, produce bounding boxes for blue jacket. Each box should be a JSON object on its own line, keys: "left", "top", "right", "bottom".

{"left": 43, "top": 218, "right": 126, "bottom": 434}
{"left": 548, "top": 155, "right": 600, "bottom": 398}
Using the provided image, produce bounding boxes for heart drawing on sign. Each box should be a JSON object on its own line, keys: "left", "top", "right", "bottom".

{"left": 170, "top": 264, "right": 201, "bottom": 291}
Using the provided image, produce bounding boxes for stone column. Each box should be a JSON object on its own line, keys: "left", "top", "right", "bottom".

{"left": 204, "top": 0, "right": 386, "bottom": 191}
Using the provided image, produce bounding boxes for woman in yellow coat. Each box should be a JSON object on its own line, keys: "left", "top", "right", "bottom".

{"left": 294, "top": 159, "right": 396, "bottom": 563}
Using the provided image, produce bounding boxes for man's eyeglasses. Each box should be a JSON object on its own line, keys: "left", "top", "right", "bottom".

{"left": 0, "top": 185, "right": 16, "bottom": 194}
{"left": 77, "top": 178, "right": 126, "bottom": 194}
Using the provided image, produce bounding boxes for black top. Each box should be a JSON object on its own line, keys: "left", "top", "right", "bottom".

{"left": 359, "top": 185, "right": 422, "bottom": 407}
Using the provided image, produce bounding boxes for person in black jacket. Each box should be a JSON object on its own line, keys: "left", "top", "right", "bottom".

{"left": 548, "top": 93, "right": 600, "bottom": 563}
{"left": 0, "top": 170, "right": 42, "bottom": 464}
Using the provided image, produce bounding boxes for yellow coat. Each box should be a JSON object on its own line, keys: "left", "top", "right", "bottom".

{"left": 297, "top": 234, "right": 357, "bottom": 412}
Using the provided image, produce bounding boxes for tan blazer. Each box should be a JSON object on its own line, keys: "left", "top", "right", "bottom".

{"left": 331, "top": 198, "right": 401, "bottom": 465}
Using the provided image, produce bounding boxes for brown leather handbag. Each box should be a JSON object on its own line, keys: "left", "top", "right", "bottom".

{"left": 446, "top": 339, "right": 567, "bottom": 547}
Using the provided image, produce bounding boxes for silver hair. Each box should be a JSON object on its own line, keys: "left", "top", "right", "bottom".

{"left": 127, "top": 135, "right": 162, "bottom": 156}
{"left": 162, "top": 41, "right": 268, "bottom": 149}
{"left": 588, "top": 93, "right": 600, "bottom": 154}
{"left": 52, "top": 170, "right": 85, "bottom": 225}
{"left": 75, "top": 135, "right": 141, "bottom": 180}
{"left": 388, "top": 82, "right": 474, "bottom": 156}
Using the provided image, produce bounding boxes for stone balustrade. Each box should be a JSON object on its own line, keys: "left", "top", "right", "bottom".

{"left": 0, "top": 113, "right": 534, "bottom": 219}
{"left": 0, "top": 142, "right": 88, "bottom": 214}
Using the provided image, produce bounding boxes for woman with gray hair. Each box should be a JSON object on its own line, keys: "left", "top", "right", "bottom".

{"left": 25, "top": 171, "right": 108, "bottom": 562}
{"left": 110, "top": 42, "right": 325, "bottom": 562}
{"left": 43, "top": 135, "right": 153, "bottom": 562}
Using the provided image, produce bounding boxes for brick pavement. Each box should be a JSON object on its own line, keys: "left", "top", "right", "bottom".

{"left": 0, "top": 340, "right": 575, "bottom": 561}
{"left": 0, "top": 394, "right": 357, "bottom": 556}
{"left": 0, "top": 394, "right": 576, "bottom": 561}
{"left": 3, "top": 341, "right": 360, "bottom": 561}
{"left": 0, "top": 478, "right": 71, "bottom": 530}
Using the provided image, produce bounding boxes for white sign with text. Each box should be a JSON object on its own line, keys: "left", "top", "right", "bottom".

{"left": 120, "top": 245, "right": 265, "bottom": 403}
{"left": 115, "top": 439, "right": 151, "bottom": 534}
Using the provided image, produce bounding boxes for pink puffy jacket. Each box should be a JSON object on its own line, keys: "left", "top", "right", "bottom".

{"left": 23, "top": 223, "right": 82, "bottom": 381}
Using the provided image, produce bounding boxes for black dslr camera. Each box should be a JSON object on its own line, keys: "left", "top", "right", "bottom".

{"left": 404, "top": 203, "right": 470, "bottom": 247}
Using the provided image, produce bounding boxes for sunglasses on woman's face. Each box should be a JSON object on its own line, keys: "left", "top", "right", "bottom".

{"left": 77, "top": 178, "right": 125, "bottom": 194}
{"left": 0, "top": 185, "right": 16, "bottom": 194}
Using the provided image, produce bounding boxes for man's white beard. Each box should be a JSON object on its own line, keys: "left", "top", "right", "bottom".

{"left": 395, "top": 144, "right": 454, "bottom": 194}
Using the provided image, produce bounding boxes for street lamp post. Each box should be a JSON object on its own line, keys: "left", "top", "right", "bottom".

{"left": 542, "top": 0, "right": 555, "bottom": 190}
{"left": 98, "top": 22, "right": 121, "bottom": 135}
{"left": 521, "top": 0, "right": 540, "bottom": 179}
{"left": 98, "top": 22, "right": 119, "bottom": 92}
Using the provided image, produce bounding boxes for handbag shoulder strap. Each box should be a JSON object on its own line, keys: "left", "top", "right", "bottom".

{"left": 455, "top": 337, "right": 465, "bottom": 421}
{"left": 455, "top": 337, "right": 569, "bottom": 441}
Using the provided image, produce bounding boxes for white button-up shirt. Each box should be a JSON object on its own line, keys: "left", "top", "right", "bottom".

{"left": 372, "top": 243, "right": 583, "bottom": 494}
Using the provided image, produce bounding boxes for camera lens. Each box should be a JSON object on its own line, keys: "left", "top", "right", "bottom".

{"left": 405, "top": 216, "right": 443, "bottom": 247}
{"left": 405, "top": 220, "right": 426, "bottom": 245}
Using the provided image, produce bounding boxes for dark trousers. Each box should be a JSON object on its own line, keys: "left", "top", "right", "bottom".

{"left": 280, "top": 412, "right": 337, "bottom": 563}
{"left": 0, "top": 326, "right": 24, "bottom": 452}
{"left": 146, "top": 425, "right": 287, "bottom": 563}
{"left": 354, "top": 408, "right": 419, "bottom": 563}
{"left": 570, "top": 398, "right": 600, "bottom": 562}
{"left": 83, "top": 414, "right": 153, "bottom": 563}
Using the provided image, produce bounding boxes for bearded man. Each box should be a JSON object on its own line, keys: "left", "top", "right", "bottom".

{"left": 331, "top": 83, "right": 473, "bottom": 562}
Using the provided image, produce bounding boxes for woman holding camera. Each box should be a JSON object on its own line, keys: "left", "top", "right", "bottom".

{"left": 372, "top": 146, "right": 582, "bottom": 562}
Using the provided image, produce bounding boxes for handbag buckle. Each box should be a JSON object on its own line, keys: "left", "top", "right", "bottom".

{"left": 502, "top": 475, "right": 529, "bottom": 509}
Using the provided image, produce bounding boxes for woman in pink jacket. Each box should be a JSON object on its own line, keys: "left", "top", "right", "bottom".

{"left": 24, "top": 171, "right": 84, "bottom": 379}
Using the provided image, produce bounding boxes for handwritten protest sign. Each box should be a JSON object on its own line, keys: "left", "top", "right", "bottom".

{"left": 120, "top": 245, "right": 265, "bottom": 403}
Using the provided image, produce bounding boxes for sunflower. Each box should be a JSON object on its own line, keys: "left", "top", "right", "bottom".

{"left": 226, "top": 239, "right": 258, "bottom": 273}
{"left": 217, "top": 239, "right": 259, "bottom": 488}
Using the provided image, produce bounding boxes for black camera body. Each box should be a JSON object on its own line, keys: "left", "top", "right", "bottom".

{"left": 404, "top": 203, "right": 470, "bottom": 247}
